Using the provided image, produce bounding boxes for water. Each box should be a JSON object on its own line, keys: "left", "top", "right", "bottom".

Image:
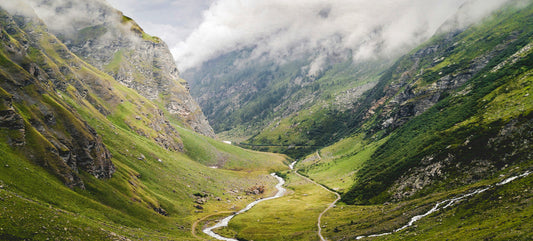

{"left": 289, "top": 161, "right": 297, "bottom": 170}
{"left": 356, "top": 171, "right": 531, "bottom": 239}
{"left": 203, "top": 173, "right": 286, "bottom": 240}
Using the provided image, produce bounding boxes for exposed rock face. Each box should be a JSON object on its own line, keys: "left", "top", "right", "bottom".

{"left": 390, "top": 114, "right": 533, "bottom": 201}
{"left": 0, "top": 7, "right": 115, "bottom": 188}
{"left": 25, "top": 0, "right": 215, "bottom": 138}
{"left": 371, "top": 31, "right": 516, "bottom": 132}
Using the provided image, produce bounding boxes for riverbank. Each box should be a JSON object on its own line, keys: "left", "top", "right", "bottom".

{"left": 202, "top": 173, "right": 287, "bottom": 240}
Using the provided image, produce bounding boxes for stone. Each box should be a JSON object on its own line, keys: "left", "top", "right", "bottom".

{"left": 194, "top": 205, "right": 204, "bottom": 210}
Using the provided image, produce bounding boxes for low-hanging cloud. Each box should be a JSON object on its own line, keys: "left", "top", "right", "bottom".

{"left": 173, "top": 0, "right": 515, "bottom": 71}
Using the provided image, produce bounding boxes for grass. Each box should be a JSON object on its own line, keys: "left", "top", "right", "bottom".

{"left": 321, "top": 167, "right": 533, "bottom": 241}
{"left": 0, "top": 10, "right": 290, "bottom": 240}
{"left": 206, "top": 170, "right": 336, "bottom": 241}
{"left": 298, "top": 135, "right": 389, "bottom": 193}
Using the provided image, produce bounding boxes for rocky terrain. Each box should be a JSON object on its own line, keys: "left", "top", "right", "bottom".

{"left": 0, "top": 1, "right": 287, "bottom": 240}
{"left": 0, "top": 6, "right": 115, "bottom": 188}
{"left": 27, "top": 0, "right": 214, "bottom": 138}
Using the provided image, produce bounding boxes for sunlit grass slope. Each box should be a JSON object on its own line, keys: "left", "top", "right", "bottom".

{"left": 0, "top": 6, "right": 287, "bottom": 240}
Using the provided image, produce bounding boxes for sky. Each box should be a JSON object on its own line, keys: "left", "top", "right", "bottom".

{"left": 106, "top": 0, "right": 214, "bottom": 45}
{"left": 103, "top": 0, "right": 514, "bottom": 71}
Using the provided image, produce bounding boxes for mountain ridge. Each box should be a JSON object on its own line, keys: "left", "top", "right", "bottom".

{"left": 0, "top": 1, "right": 288, "bottom": 240}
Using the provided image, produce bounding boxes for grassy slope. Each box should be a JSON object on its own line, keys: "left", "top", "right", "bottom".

{"left": 321, "top": 171, "right": 532, "bottom": 241}
{"left": 343, "top": 2, "right": 533, "bottom": 204}
{"left": 207, "top": 170, "right": 336, "bottom": 241}
{"left": 295, "top": 2, "right": 533, "bottom": 240}
{"left": 0, "top": 8, "right": 287, "bottom": 240}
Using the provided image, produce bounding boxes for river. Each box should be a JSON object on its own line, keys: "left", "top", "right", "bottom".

{"left": 356, "top": 170, "right": 531, "bottom": 239}
{"left": 203, "top": 173, "right": 286, "bottom": 241}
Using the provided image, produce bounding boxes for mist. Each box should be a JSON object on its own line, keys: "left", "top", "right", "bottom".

{"left": 173, "top": 0, "right": 514, "bottom": 71}
{"left": 0, "top": 0, "right": 518, "bottom": 74}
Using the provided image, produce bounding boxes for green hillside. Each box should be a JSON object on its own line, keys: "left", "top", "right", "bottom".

{"left": 295, "top": 2, "right": 533, "bottom": 239}
{"left": 0, "top": 6, "right": 287, "bottom": 240}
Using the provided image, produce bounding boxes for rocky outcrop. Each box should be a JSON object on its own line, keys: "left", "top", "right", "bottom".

{"left": 25, "top": 0, "right": 215, "bottom": 138}
{"left": 374, "top": 31, "right": 517, "bottom": 132}
{"left": 0, "top": 7, "right": 115, "bottom": 188}
{"left": 390, "top": 113, "right": 533, "bottom": 201}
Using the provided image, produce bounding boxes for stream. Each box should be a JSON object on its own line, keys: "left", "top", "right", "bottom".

{"left": 356, "top": 170, "right": 531, "bottom": 240}
{"left": 203, "top": 173, "right": 287, "bottom": 241}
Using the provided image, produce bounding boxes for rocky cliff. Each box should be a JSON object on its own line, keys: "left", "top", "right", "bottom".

{"left": 0, "top": 7, "right": 115, "bottom": 188}
{"left": 26, "top": 0, "right": 215, "bottom": 138}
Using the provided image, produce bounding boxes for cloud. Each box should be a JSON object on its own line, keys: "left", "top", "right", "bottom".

{"left": 3, "top": 0, "right": 517, "bottom": 74}
{"left": 173, "top": 0, "right": 514, "bottom": 71}
{"left": 0, "top": 0, "right": 37, "bottom": 17}
{"left": 106, "top": 0, "right": 214, "bottom": 54}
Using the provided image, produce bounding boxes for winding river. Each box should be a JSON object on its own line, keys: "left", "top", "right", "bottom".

{"left": 203, "top": 173, "right": 287, "bottom": 241}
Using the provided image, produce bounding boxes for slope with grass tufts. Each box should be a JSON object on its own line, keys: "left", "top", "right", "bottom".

{"left": 0, "top": 3, "right": 287, "bottom": 240}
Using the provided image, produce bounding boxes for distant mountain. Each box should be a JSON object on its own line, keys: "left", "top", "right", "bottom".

{"left": 185, "top": 46, "right": 392, "bottom": 158}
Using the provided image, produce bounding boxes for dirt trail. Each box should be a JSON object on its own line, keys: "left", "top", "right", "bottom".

{"left": 291, "top": 155, "right": 341, "bottom": 241}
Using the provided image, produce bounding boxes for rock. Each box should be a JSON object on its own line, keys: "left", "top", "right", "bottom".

{"left": 194, "top": 198, "right": 206, "bottom": 204}
{"left": 153, "top": 207, "right": 168, "bottom": 216}
{"left": 0, "top": 110, "right": 24, "bottom": 130}
{"left": 245, "top": 185, "right": 265, "bottom": 195}
{"left": 194, "top": 205, "right": 204, "bottom": 210}
{"left": 37, "top": 0, "right": 215, "bottom": 138}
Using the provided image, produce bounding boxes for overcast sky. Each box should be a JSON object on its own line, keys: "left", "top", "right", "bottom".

{"left": 105, "top": 0, "right": 514, "bottom": 72}
{"left": 106, "top": 0, "right": 214, "bottom": 43}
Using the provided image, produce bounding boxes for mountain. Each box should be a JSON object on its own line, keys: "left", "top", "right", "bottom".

{"left": 180, "top": 1, "right": 533, "bottom": 240}
{"left": 294, "top": 1, "right": 533, "bottom": 239}
{"left": 185, "top": 46, "right": 391, "bottom": 158}
{"left": 28, "top": 0, "right": 215, "bottom": 138}
{"left": 0, "top": 1, "right": 286, "bottom": 240}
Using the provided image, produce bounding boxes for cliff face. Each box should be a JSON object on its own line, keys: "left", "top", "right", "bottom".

{"left": 0, "top": 7, "right": 115, "bottom": 188}
{"left": 26, "top": 0, "right": 215, "bottom": 138}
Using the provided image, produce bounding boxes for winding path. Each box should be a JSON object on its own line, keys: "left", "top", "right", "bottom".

{"left": 291, "top": 157, "right": 341, "bottom": 241}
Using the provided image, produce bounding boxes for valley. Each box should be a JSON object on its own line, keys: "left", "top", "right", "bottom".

{"left": 1, "top": 0, "right": 532, "bottom": 240}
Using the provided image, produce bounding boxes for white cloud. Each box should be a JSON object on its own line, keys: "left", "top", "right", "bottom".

{"left": 2, "top": 0, "right": 515, "bottom": 73}
{"left": 172, "top": 0, "right": 514, "bottom": 71}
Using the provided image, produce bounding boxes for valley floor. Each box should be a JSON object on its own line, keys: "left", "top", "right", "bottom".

{"left": 194, "top": 163, "right": 532, "bottom": 241}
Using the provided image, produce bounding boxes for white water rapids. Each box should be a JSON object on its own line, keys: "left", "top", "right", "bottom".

{"left": 203, "top": 173, "right": 287, "bottom": 241}
{"left": 356, "top": 170, "right": 531, "bottom": 239}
